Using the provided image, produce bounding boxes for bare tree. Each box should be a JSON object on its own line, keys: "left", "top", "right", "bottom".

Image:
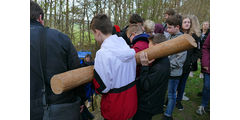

{"left": 65, "top": 0, "right": 69, "bottom": 36}
{"left": 54, "top": 0, "right": 57, "bottom": 28}
{"left": 49, "top": 0, "right": 53, "bottom": 27}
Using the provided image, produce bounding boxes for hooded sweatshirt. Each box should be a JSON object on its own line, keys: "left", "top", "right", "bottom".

{"left": 93, "top": 35, "right": 137, "bottom": 120}
{"left": 131, "top": 33, "right": 149, "bottom": 78}
{"left": 167, "top": 32, "right": 187, "bottom": 77}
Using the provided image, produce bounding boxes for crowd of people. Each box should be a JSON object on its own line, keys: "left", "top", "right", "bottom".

{"left": 30, "top": 1, "right": 210, "bottom": 120}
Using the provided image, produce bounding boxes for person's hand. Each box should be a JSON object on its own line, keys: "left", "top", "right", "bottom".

{"left": 203, "top": 67, "right": 208, "bottom": 71}
{"left": 140, "top": 52, "right": 149, "bottom": 66}
{"left": 80, "top": 105, "right": 84, "bottom": 113}
{"left": 148, "top": 59, "right": 155, "bottom": 64}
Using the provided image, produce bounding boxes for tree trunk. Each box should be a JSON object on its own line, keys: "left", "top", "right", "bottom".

{"left": 71, "top": 0, "right": 75, "bottom": 44}
{"left": 54, "top": 0, "right": 57, "bottom": 28}
{"left": 59, "top": 0, "right": 63, "bottom": 31}
{"left": 65, "top": 0, "right": 69, "bottom": 36}
{"left": 44, "top": 0, "right": 48, "bottom": 26}
{"left": 49, "top": 0, "right": 53, "bottom": 27}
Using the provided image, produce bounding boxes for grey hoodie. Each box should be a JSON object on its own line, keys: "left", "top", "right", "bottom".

{"left": 167, "top": 32, "right": 187, "bottom": 77}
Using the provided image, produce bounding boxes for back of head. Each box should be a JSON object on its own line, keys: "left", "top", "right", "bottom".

{"left": 143, "top": 20, "right": 155, "bottom": 34}
{"left": 90, "top": 14, "right": 112, "bottom": 35}
{"left": 127, "top": 24, "right": 144, "bottom": 37}
{"left": 30, "top": 1, "right": 44, "bottom": 20}
{"left": 154, "top": 24, "right": 164, "bottom": 34}
{"left": 152, "top": 33, "right": 167, "bottom": 44}
{"left": 129, "top": 14, "right": 144, "bottom": 25}
{"left": 166, "top": 14, "right": 182, "bottom": 27}
{"left": 189, "top": 15, "right": 201, "bottom": 37}
{"left": 165, "top": 9, "right": 176, "bottom": 16}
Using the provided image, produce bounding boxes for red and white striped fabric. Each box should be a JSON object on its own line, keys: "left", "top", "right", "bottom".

{"left": 93, "top": 35, "right": 137, "bottom": 120}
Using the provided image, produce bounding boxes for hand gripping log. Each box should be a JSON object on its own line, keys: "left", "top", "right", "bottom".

{"left": 51, "top": 34, "right": 197, "bottom": 94}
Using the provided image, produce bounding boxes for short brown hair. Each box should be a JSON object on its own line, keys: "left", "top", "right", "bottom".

{"left": 164, "top": 9, "right": 175, "bottom": 16}
{"left": 166, "top": 14, "right": 182, "bottom": 27}
{"left": 126, "top": 24, "right": 143, "bottom": 37}
{"left": 151, "top": 33, "right": 167, "bottom": 44}
{"left": 129, "top": 14, "right": 144, "bottom": 25}
{"left": 30, "top": 1, "right": 44, "bottom": 20}
{"left": 90, "top": 14, "right": 112, "bottom": 35}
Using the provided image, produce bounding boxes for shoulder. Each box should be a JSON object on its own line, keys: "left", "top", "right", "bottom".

{"left": 48, "top": 28, "right": 68, "bottom": 38}
{"left": 152, "top": 57, "right": 170, "bottom": 72}
{"left": 47, "top": 28, "right": 71, "bottom": 43}
{"left": 96, "top": 49, "right": 112, "bottom": 61}
{"left": 133, "top": 41, "right": 149, "bottom": 53}
{"left": 134, "top": 40, "right": 148, "bottom": 48}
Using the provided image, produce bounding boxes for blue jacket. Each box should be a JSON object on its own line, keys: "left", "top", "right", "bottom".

{"left": 30, "top": 20, "right": 85, "bottom": 119}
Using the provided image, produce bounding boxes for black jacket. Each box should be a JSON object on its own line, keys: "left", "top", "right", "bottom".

{"left": 30, "top": 20, "right": 86, "bottom": 119}
{"left": 118, "top": 25, "right": 131, "bottom": 46}
{"left": 137, "top": 57, "right": 170, "bottom": 114}
{"left": 182, "top": 33, "right": 201, "bottom": 73}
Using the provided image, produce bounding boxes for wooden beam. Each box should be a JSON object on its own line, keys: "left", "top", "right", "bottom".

{"left": 51, "top": 34, "right": 197, "bottom": 94}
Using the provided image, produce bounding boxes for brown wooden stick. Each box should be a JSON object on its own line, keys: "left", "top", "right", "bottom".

{"left": 51, "top": 34, "right": 196, "bottom": 94}
{"left": 135, "top": 34, "right": 197, "bottom": 64}
{"left": 51, "top": 66, "right": 94, "bottom": 94}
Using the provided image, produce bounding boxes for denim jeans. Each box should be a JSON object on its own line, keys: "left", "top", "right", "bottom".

{"left": 176, "top": 72, "right": 190, "bottom": 101}
{"left": 164, "top": 78, "right": 180, "bottom": 117}
{"left": 201, "top": 73, "right": 210, "bottom": 107}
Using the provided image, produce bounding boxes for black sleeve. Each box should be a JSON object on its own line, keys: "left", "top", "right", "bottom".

{"left": 191, "top": 34, "right": 201, "bottom": 63}
{"left": 139, "top": 66, "right": 160, "bottom": 91}
{"left": 118, "top": 26, "right": 131, "bottom": 46}
{"left": 74, "top": 85, "right": 87, "bottom": 105}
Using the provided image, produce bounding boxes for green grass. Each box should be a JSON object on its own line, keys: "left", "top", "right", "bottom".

{"left": 90, "top": 62, "right": 210, "bottom": 120}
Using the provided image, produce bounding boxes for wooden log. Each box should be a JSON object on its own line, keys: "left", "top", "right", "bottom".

{"left": 51, "top": 34, "right": 196, "bottom": 94}
{"left": 135, "top": 34, "right": 197, "bottom": 64}
{"left": 51, "top": 66, "right": 94, "bottom": 94}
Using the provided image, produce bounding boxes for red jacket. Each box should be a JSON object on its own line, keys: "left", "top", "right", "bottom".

{"left": 93, "top": 35, "right": 138, "bottom": 120}
{"left": 131, "top": 34, "right": 149, "bottom": 77}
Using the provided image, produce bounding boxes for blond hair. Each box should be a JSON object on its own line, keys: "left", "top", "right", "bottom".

{"left": 143, "top": 20, "right": 155, "bottom": 33}
{"left": 189, "top": 15, "right": 201, "bottom": 37}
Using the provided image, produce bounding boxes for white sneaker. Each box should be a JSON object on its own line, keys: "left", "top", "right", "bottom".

{"left": 199, "top": 73, "right": 204, "bottom": 78}
{"left": 189, "top": 71, "right": 194, "bottom": 77}
{"left": 182, "top": 94, "right": 189, "bottom": 101}
{"left": 196, "top": 106, "right": 206, "bottom": 115}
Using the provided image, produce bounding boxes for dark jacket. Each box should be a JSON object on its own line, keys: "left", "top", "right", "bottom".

{"left": 118, "top": 25, "right": 131, "bottom": 46}
{"left": 30, "top": 20, "right": 86, "bottom": 119}
{"left": 137, "top": 57, "right": 170, "bottom": 114}
{"left": 201, "top": 33, "right": 210, "bottom": 74}
{"left": 200, "top": 29, "right": 210, "bottom": 50}
{"left": 182, "top": 33, "right": 201, "bottom": 73}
